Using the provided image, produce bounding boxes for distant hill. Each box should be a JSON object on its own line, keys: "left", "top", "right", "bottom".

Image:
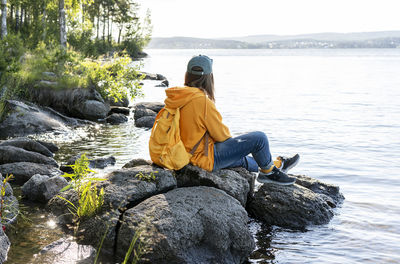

{"left": 147, "top": 31, "right": 400, "bottom": 49}
{"left": 221, "top": 31, "right": 400, "bottom": 43}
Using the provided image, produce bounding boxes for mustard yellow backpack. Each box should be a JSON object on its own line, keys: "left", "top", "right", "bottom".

{"left": 149, "top": 107, "right": 205, "bottom": 170}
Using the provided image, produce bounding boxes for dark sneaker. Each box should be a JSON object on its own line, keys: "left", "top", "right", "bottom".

{"left": 277, "top": 154, "right": 300, "bottom": 173}
{"left": 257, "top": 166, "right": 296, "bottom": 185}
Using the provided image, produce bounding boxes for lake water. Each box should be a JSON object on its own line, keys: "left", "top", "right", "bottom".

{"left": 140, "top": 49, "right": 400, "bottom": 263}
{"left": 6, "top": 48, "right": 400, "bottom": 263}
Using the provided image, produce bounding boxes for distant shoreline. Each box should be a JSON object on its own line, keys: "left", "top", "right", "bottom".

{"left": 148, "top": 31, "right": 400, "bottom": 49}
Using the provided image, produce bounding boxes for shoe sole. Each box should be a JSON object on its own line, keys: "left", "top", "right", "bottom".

{"left": 281, "top": 155, "right": 300, "bottom": 173}
{"left": 256, "top": 177, "right": 296, "bottom": 186}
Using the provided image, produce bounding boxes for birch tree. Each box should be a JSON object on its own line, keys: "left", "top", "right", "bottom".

{"left": 1, "top": 0, "right": 7, "bottom": 39}
{"left": 59, "top": 0, "right": 66, "bottom": 47}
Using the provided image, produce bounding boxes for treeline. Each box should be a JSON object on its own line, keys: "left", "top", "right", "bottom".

{"left": 0, "top": 0, "right": 152, "bottom": 57}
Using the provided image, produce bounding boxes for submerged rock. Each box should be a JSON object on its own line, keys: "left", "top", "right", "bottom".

{"left": 117, "top": 186, "right": 255, "bottom": 264}
{"left": 0, "top": 146, "right": 58, "bottom": 167}
{"left": 35, "top": 237, "right": 96, "bottom": 264}
{"left": 176, "top": 164, "right": 253, "bottom": 206}
{"left": 22, "top": 174, "right": 68, "bottom": 203}
{"left": 60, "top": 154, "right": 116, "bottom": 173}
{"left": 248, "top": 175, "right": 344, "bottom": 230}
{"left": 0, "top": 162, "right": 62, "bottom": 185}
{"left": 0, "top": 137, "right": 54, "bottom": 157}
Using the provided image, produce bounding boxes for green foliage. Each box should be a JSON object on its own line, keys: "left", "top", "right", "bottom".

{"left": 79, "top": 53, "right": 144, "bottom": 102}
{"left": 135, "top": 171, "right": 157, "bottom": 182}
{"left": 58, "top": 154, "right": 105, "bottom": 220}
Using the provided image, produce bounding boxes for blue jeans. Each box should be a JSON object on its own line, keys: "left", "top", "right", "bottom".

{"left": 213, "top": 131, "right": 274, "bottom": 172}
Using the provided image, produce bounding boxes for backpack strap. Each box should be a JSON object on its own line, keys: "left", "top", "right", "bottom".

{"left": 190, "top": 131, "right": 209, "bottom": 156}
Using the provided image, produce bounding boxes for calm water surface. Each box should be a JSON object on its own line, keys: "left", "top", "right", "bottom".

{"left": 6, "top": 49, "right": 400, "bottom": 263}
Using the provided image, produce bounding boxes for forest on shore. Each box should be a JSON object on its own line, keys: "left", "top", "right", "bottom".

{"left": 0, "top": 0, "right": 152, "bottom": 118}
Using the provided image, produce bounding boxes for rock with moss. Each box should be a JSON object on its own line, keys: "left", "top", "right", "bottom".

{"left": 0, "top": 162, "right": 62, "bottom": 185}
{"left": 176, "top": 164, "right": 253, "bottom": 206}
{"left": 117, "top": 186, "right": 255, "bottom": 264}
{"left": 247, "top": 174, "right": 344, "bottom": 230}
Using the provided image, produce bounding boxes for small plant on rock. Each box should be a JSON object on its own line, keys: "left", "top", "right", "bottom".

{"left": 0, "top": 174, "right": 14, "bottom": 230}
{"left": 58, "top": 154, "right": 105, "bottom": 220}
{"left": 135, "top": 171, "right": 157, "bottom": 182}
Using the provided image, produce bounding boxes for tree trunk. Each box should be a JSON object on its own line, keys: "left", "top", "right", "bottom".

{"left": 118, "top": 27, "right": 122, "bottom": 44}
{"left": 59, "top": 0, "right": 66, "bottom": 47}
{"left": 15, "top": 5, "right": 18, "bottom": 31}
{"left": 102, "top": 13, "right": 105, "bottom": 42}
{"left": 1, "top": 0, "right": 7, "bottom": 39}
{"left": 107, "top": 6, "right": 110, "bottom": 43}
{"left": 96, "top": 3, "right": 100, "bottom": 39}
{"left": 42, "top": 7, "right": 47, "bottom": 40}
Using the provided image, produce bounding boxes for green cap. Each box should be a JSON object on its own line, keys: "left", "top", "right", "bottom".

{"left": 187, "top": 55, "right": 213, "bottom": 75}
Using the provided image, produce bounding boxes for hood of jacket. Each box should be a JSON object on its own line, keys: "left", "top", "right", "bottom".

{"left": 164, "top": 86, "right": 205, "bottom": 109}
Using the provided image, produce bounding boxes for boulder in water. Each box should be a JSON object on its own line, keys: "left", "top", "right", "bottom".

{"left": 22, "top": 174, "right": 68, "bottom": 203}
{"left": 247, "top": 174, "right": 344, "bottom": 229}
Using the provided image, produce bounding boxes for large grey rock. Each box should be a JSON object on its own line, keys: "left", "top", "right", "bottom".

{"left": 0, "top": 146, "right": 58, "bottom": 167}
{"left": 22, "top": 174, "right": 68, "bottom": 203}
{"left": 105, "top": 113, "right": 128, "bottom": 125}
{"left": 0, "top": 162, "right": 62, "bottom": 185}
{"left": 0, "top": 137, "right": 54, "bottom": 157}
{"left": 0, "top": 100, "right": 70, "bottom": 138}
{"left": 248, "top": 175, "right": 344, "bottom": 230}
{"left": 33, "top": 237, "right": 96, "bottom": 264}
{"left": 47, "top": 188, "right": 78, "bottom": 225}
{"left": 117, "top": 186, "right": 255, "bottom": 264}
{"left": 176, "top": 164, "right": 252, "bottom": 206}
{"left": 135, "top": 115, "right": 155, "bottom": 128}
{"left": 29, "top": 87, "right": 109, "bottom": 122}
{"left": 0, "top": 228, "right": 10, "bottom": 264}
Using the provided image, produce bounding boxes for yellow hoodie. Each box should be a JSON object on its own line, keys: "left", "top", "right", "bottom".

{"left": 164, "top": 86, "right": 231, "bottom": 171}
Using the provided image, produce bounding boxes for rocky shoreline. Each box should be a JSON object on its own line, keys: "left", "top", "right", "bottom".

{"left": 0, "top": 76, "right": 344, "bottom": 263}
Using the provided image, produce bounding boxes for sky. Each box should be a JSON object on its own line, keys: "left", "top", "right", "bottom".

{"left": 136, "top": 0, "right": 400, "bottom": 38}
